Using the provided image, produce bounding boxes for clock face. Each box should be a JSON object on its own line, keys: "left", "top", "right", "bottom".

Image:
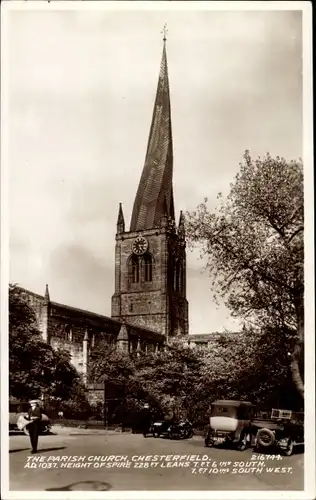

{"left": 132, "top": 236, "right": 148, "bottom": 255}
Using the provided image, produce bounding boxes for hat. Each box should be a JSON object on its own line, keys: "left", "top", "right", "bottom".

{"left": 29, "top": 400, "right": 39, "bottom": 405}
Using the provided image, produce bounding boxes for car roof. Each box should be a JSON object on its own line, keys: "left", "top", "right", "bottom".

{"left": 212, "top": 400, "right": 255, "bottom": 407}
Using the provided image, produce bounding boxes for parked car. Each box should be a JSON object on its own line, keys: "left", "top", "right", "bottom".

{"left": 9, "top": 402, "right": 52, "bottom": 434}
{"left": 250, "top": 408, "right": 304, "bottom": 456}
{"left": 204, "top": 400, "right": 255, "bottom": 451}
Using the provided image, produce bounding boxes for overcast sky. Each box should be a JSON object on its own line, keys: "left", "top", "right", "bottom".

{"left": 5, "top": 5, "right": 302, "bottom": 334}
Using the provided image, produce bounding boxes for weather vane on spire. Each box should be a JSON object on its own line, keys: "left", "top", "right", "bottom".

{"left": 161, "top": 23, "right": 168, "bottom": 43}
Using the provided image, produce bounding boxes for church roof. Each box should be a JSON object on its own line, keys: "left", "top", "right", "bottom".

{"left": 18, "top": 286, "right": 165, "bottom": 341}
{"left": 130, "top": 41, "right": 175, "bottom": 231}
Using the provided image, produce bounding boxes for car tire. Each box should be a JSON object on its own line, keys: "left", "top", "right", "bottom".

{"left": 169, "top": 431, "right": 181, "bottom": 440}
{"left": 282, "top": 439, "right": 294, "bottom": 456}
{"left": 205, "top": 435, "right": 214, "bottom": 447}
{"left": 237, "top": 432, "right": 249, "bottom": 451}
{"left": 257, "top": 428, "right": 275, "bottom": 448}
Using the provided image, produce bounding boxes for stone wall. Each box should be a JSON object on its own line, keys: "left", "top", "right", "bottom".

{"left": 112, "top": 224, "right": 189, "bottom": 338}
{"left": 19, "top": 288, "right": 44, "bottom": 329}
{"left": 112, "top": 228, "right": 169, "bottom": 335}
{"left": 18, "top": 287, "right": 166, "bottom": 382}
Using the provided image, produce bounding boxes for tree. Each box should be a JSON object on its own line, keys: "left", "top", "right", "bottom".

{"left": 9, "top": 284, "right": 85, "bottom": 406}
{"left": 89, "top": 341, "right": 135, "bottom": 385}
{"left": 58, "top": 380, "right": 91, "bottom": 419}
{"left": 89, "top": 339, "right": 201, "bottom": 422}
{"left": 89, "top": 331, "right": 300, "bottom": 428}
{"left": 133, "top": 339, "right": 204, "bottom": 422}
{"left": 44, "top": 348, "right": 82, "bottom": 404}
{"left": 198, "top": 325, "right": 299, "bottom": 409}
{"left": 186, "top": 152, "right": 304, "bottom": 399}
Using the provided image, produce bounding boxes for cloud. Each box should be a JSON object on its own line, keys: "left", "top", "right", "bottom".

{"left": 7, "top": 8, "right": 302, "bottom": 333}
{"left": 48, "top": 243, "right": 113, "bottom": 316}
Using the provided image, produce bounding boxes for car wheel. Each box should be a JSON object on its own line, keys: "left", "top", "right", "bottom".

{"left": 169, "top": 431, "right": 181, "bottom": 440}
{"left": 205, "top": 436, "right": 214, "bottom": 447}
{"left": 237, "top": 432, "right": 249, "bottom": 451}
{"left": 282, "top": 439, "right": 294, "bottom": 456}
{"left": 187, "top": 430, "right": 194, "bottom": 439}
{"left": 256, "top": 428, "right": 275, "bottom": 448}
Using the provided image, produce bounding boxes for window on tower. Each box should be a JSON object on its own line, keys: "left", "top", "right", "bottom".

{"left": 143, "top": 253, "right": 153, "bottom": 282}
{"left": 175, "top": 260, "right": 182, "bottom": 293}
{"left": 128, "top": 255, "right": 140, "bottom": 283}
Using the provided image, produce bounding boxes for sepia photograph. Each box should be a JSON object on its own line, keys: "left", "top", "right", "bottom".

{"left": 1, "top": 1, "right": 314, "bottom": 499}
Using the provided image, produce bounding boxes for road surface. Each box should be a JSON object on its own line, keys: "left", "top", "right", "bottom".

{"left": 9, "top": 427, "right": 304, "bottom": 492}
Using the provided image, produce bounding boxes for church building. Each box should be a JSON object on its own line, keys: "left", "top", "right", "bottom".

{"left": 19, "top": 36, "right": 189, "bottom": 394}
{"left": 111, "top": 37, "right": 188, "bottom": 339}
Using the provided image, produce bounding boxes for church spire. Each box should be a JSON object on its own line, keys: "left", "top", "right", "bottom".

{"left": 116, "top": 202, "right": 125, "bottom": 234}
{"left": 130, "top": 32, "right": 175, "bottom": 232}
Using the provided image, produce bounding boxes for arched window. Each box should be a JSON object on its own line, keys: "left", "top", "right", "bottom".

{"left": 169, "top": 256, "right": 175, "bottom": 288}
{"left": 65, "top": 324, "right": 72, "bottom": 341}
{"left": 128, "top": 255, "right": 140, "bottom": 283}
{"left": 173, "top": 259, "right": 177, "bottom": 291}
{"left": 174, "top": 259, "right": 181, "bottom": 292}
{"left": 143, "top": 253, "right": 153, "bottom": 282}
{"left": 177, "top": 261, "right": 182, "bottom": 293}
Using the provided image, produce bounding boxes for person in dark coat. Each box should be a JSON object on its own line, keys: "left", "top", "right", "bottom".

{"left": 139, "top": 403, "right": 152, "bottom": 438}
{"left": 26, "top": 400, "right": 42, "bottom": 453}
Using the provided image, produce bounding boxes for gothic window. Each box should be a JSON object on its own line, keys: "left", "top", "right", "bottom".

{"left": 128, "top": 255, "right": 140, "bottom": 283}
{"left": 173, "top": 260, "right": 177, "bottom": 291}
{"left": 130, "top": 337, "right": 138, "bottom": 352}
{"left": 65, "top": 324, "right": 72, "bottom": 341}
{"left": 143, "top": 253, "right": 153, "bottom": 282}
{"left": 174, "top": 259, "right": 182, "bottom": 292}
{"left": 168, "top": 256, "right": 174, "bottom": 288}
{"left": 178, "top": 261, "right": 182, "bottom": 293}
{"left": 181, "top": 264, "right": 185, "bottom": 294}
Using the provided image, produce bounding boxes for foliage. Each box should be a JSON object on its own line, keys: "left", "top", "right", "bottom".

{"left": 186, "top": 152, "right": 304, "bottom": 399}
{"left": 58, "top": 380, "right": 91, "bottom": 419}
{"left": 89, "top": 341, "right": 135, "bottom": 384}
{"left": 9, "top": 284, "right": 89, "bottom": 413}
{"left": 133, "top": 339, "right": 204, "bottom": 421}
{"left": 89, "top": 329, "right": 301, "bottom": 428}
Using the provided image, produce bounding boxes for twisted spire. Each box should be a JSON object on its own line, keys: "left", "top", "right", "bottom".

{"left": 130, "top": 37, "right": 175, "bottom": 231}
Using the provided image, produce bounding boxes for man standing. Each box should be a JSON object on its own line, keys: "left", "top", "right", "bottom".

{"left": 26, "top": 400, "right": 42, "bottom": 453}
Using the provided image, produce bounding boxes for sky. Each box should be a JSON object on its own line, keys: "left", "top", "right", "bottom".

{"left": 5, "top": 4, "right": 303, "bottom": 334}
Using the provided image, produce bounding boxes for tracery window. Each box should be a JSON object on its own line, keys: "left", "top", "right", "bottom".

{"left": 128, "top": 253, "right": 153, "bottom": 284}
{"left": 128, "top": 255, "right": 140, "bottom": 283}
{"left": 143, "top": 253, "right": 153, "bottom": 282}
{"left": 175, "top": 260, "right": 182, "bottom": 293}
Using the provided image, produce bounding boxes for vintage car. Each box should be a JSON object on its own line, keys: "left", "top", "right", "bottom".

{"left": 9, "top": 402, "right": 52, "bottom": 434}
{"left": 250, "top": 408, "right": 304, "bottom": 456}
{"left": 204, "top": 400, "right": 255, "bottom": 451}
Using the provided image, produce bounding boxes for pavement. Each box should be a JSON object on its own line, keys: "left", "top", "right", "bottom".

{"left": 8, "top": 428, "right": 304, "bottom": 492}
{"left": 51, "top": 425, "right": 120, "bottom": 435}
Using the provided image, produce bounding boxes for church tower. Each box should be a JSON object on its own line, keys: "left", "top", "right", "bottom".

{"left": 111, "top": 34, "right": 189, "bottom": 340}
